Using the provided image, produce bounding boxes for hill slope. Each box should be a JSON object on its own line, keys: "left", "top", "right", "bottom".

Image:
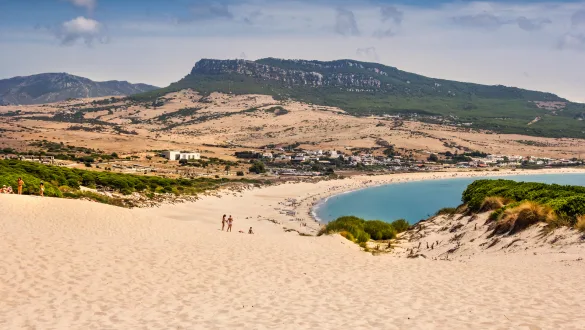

{"left": 0, "top": 73, "right": 158, "bottom": 105}
{"left": 134, "top": 58, "right": 585, "bottom": 138}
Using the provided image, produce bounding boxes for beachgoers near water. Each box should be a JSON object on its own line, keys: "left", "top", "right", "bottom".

{"left": 3, "top": 167, "right": 585, "bottom": 328}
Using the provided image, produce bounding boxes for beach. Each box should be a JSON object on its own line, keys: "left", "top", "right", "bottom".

{"left": 2, "top": 168, "right": 585, "bottom": 329}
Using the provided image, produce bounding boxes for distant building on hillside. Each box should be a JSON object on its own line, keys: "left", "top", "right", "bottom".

{"left": 162, "top": 151, "right": 200, "bottom": 161}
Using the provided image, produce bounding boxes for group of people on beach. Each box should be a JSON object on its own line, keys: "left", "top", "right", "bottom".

{"left": 0, "top": 178, "right": 44, "bottom": 196}
{"left": 221, "top": 214, "right": 254, "bottom": 234}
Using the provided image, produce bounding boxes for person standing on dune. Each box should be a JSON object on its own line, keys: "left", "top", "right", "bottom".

{"left": 17, "top": 177, "right": 24, "bottom": 195}
{"left": 227, "top": 215, "right": 233, "bottom": 232}
{"left": 222, "top": 214, "right": 227, "bottom": 231}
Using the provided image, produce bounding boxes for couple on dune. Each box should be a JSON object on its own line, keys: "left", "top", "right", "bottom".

{"left": 222, "top": 214, "right": 234, "bottom": 232}
{"left": 222, "top": 214, "right": 254, "bottom": 234}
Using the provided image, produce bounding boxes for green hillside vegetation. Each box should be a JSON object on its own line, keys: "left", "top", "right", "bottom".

{"left": 318, "top": 216, "right": 410, "bottom": 245}
{"left": 0, "top": 160, "right": 257, "bottom": 207}
{"left": 462, "top": 179, "right": 585, "bottom": 233}
{"left": 131, "top": 58, "right": 585, "bottom": 138}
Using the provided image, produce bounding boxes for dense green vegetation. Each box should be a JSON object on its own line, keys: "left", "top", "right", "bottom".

{"left": 0, "top": 140, "right": 119, "bottom": 164}
{"left": 249, "top": 161, "right": 267, "bottom": 174}
{"left": 131, "top": 58, "right": 585, "bottom": 138}
{"left": 462, "top": 179, "right": 585, "bottom": 228}
{"left": 0, "top": 160, "right": 257, "bottom": 205}
{"left": 318, "top": 216, "right": 410, "bottom": 244}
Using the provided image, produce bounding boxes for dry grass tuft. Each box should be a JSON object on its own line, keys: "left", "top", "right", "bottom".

{"left": 339, "top": 231, "right": 355, "bottom": 241}
{"left": 575, "top": 215, "right": 585, "bottom": 232}
{"left": 492, "top": 201, "right": 556, "bottom": 235}
{"left": 479, "top": 196, "right": 511, "bottom": 212}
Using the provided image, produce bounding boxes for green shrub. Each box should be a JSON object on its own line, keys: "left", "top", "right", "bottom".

{"left": 249, "top": 161, "right": 266, "bottom": 174}
{"left": 436, "top": 207, "right": 457, "bottom": 216}
{"left": 363, "top": 220, "right": 396, "bottom": 240}
{"left": 391, "top": 219, "right": 410, "bottom": 233}
{"left": 0, "top": 159, "right": 262, "bottom": 206}
{"left": 463, "top": 179, "right": 585, "bottom": 230}
{"left": 322, "top": 216, "right": 402, "bottom": 245}
{"left": 323, "top": 216, "right": 365, "bottom": 241}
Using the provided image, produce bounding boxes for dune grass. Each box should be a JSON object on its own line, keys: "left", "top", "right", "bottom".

{"left": 479, "top": 196, "right": 512, "bottom": 212}
{"left": 575, "top": 215, "right": 585, "bottom": 232}
{"left": 491, "top": 201, "right": 556, "bottom": 235}
{"left": 435, "top": 207, "right": 457, "bottom": 216}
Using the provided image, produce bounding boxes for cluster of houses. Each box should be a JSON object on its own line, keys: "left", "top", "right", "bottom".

{"left": 1, "top": 154, "right": 56, "bottom": 165}
{"left": 456, "top": 154, "right": 582, "bottom": 168}
{"left": 235, "top": 147, "right": 583, "bottom": 171}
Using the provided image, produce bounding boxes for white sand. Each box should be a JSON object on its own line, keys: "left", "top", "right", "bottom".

{"left": 2, "top": 168, "right": 585, "bottom": 329}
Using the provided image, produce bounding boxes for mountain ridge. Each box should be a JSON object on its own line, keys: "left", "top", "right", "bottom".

{"left": 126, "top": 57, "right": 584, "bottom": 138}
{"left": 0, "top": 73, "right": 158, "bottom": 105}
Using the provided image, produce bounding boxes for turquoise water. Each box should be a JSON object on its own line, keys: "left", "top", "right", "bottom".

{"left": 314, "top": 174, "right": 585, "bottom": 224}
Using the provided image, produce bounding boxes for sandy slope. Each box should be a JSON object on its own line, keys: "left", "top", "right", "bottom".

{"left": 2, "top": 170, "right": 585, "bottom": 329}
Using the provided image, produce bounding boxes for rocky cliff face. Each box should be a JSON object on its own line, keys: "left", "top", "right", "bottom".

{"left": 191, "top": 59, "right": 385, "bottom": 91}
{"left": 188, "top": 58, "right": 564, "bottom": 101}
{"left": 0, "top": 73, "right": 158, "bottom": 105}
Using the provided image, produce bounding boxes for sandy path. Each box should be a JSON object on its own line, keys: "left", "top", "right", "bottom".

{"left": 2, "top": 169, "right": 585, "bottom": 329}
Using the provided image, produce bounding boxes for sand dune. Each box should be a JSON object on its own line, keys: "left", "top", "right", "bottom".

{"left": 2, "top": 171, "right": 585, "bottom": 329}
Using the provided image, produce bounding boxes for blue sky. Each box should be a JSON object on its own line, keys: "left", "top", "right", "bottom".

{"left": 1, "top": 0, "right": 585, "bottom": 101}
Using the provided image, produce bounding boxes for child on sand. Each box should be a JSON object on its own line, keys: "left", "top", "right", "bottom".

{"left": 227, "top": 215, "right": 233, "bottom": 232}
{"left": 17, "top": 177, "right": 24, "bottom": 195}
{"left": 39, "top": 182, "right": 45, "bottom": 197}
{"left": 222, "top": 214, "right": 227, "bottom": 231}
{"left": 248, "top": 227, "right": 254, "bottom": 234}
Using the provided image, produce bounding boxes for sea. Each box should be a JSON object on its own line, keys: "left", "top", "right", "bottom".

{"left": 313, "top": 173, "right": 585, "bottom": 224}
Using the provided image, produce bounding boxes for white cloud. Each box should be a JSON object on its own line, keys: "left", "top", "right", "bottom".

{"left": 64, "top": 0, "right": 96, "bottom": 13}
{"left": 356, "top": 47, "right": 378, "bottom": 61}
{"left": 452, "top": 13, "right": 507, "bottom": 30}
{"left": 185, "top": 2, "right": 233, "bottom": 22}
{"left": 54, "top": 16, "right": 106, "bottom": 46}
{"left": 380, "top": 6, "right": 403, "bottom": 25}
{"left": 572, "top": 9, "right": 585, "bottom": 27}
{"left": 558, "top": 33, "right": 585, "bottom": 51}
{"left": 372, "top": 28, "right": 394, "bottom": 38}
{"left": 335, "top": 8, "right": 359, "bottom": 36}
{"left": 516, "top": 17, "right": 552, "bottom": 31}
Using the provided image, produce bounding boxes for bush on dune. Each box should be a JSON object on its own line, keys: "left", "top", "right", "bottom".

{"left": 0, "top": 159, "right": 260, "bottom": 206}
{"left": 390, "top": 219, "right": 410, "bottom": 233}
{"left": 319, "top": 216, "right": 410, "bottom": 245}
{"left": 364, "top": 220, "right": 397, "bottom": 240}
{"left": 320, "top": 216, "right": 369, "bottom": 242}
{"left": 463, "top": 179, "right": 585, "bottom": 233}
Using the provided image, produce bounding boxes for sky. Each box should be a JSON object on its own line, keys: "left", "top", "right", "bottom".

{"left": 1, "top": 0, "right": 584, "bottom": 102}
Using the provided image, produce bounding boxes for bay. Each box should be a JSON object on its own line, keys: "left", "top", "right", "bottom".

{"left": 314, "top": 174, "right": 585, "bottom": 224}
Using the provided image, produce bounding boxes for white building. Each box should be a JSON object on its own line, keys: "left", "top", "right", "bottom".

{"left": 162, "top": 151, "right": 201, "bottom": 161}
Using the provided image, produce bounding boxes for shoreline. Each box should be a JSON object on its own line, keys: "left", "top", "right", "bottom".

{"left": 305, "top": 167, "right": 585, "bottom": 226}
